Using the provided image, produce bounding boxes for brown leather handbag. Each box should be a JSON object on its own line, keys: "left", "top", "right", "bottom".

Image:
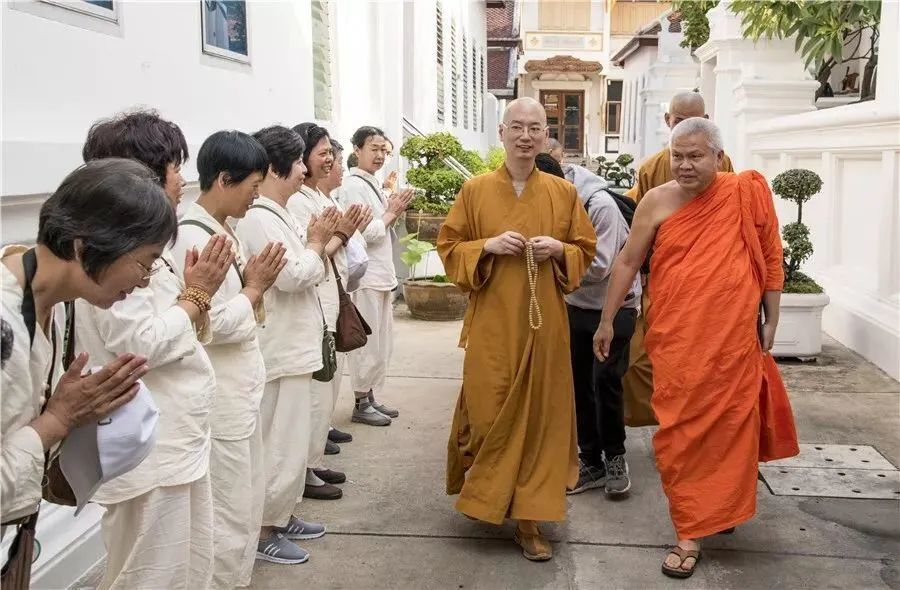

{"left": 331, "top": 259, "right": 371, "bottom": 352}
{"left": 0, "top": 513, "right": 39, "bottom": 589}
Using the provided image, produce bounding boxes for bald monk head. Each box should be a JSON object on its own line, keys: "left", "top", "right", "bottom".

{"left": 500, "top": 97, "right": 549, "bottom": 164}
{"left": 545, "top": 138, "right": 564, "bottom": 164}
{"left": 668, "top": 117, "right": 725, "bottom": 194}
{"left": 665, "top": 92, "right": 708, "bottom": 130}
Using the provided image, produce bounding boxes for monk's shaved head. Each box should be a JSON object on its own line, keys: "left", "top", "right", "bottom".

{"left": 503, "top": 97, "right": 547, "bottom": 126}
{"left": 665, "top": 92, "right": 708, "bottom": 130}
{"left": 545, "top": 137, "right": 564, "bottom": 164}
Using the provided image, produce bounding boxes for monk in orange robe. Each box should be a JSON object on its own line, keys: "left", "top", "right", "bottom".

{"left": 437, "top": 97, "right": 595, "bottom": 562}
{"left": 594, "top": 117, "right": 798, "bottom": 579}
{"left": 623, "top": 92, "right": 735, "bottom": 428}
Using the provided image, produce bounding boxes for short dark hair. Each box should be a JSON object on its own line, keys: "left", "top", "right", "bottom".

{"left": 292, "top": 123, "right": 331, "bottom": 167}
{"left": 252, "top": 126, "right": 305, "bottom": 178}
{"left": 347, "top": 153, "right": 358, "bottom": 168}
{"left": 351, "top": 126, "right": 386, "bottom": 149}
{"left": 38, "top": 158, "right": 178, "bottom": 281}
{"left": 535, "top": 153, "right": 565, "bottom": 179}
{"left": 197, "top": 131, "right": 269, "bottom": 192}
{"left": 82, "top": 109, "right": 188, "bottom": 187}
{"left": 330, "top": 139, "right": 344, "bottom": 154}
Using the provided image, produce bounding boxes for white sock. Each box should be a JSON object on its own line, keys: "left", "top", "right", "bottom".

{"left": 306, "top": 469, "right": 325, "bottom": 487}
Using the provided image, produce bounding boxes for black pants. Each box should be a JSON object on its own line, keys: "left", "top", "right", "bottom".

{"left": 567, "top": 304, "right": 637, "bottom": 468}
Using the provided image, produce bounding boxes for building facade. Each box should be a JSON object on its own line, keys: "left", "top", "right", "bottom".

{"left": 516, "top": 0, "right": 670, "bottom": 161}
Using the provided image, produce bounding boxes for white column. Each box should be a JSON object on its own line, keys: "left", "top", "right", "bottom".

{"left": 695, "top": 0, "right": 819, "bottom": 169}
{"left": 876, "top": 0, "right": 899, "bottom": 106}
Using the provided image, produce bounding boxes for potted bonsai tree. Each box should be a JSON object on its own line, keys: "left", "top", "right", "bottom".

{"left": 596, "top": 153, "right": 637, "bottom": 191}
{"left": 399, "top": 233, "right": 467, "bottom": 321}
{"left": 770, "top": 168, "right": 830, "bottom": 359}
{"left": 399, "top": 132, "right": 486, "bottom": 244}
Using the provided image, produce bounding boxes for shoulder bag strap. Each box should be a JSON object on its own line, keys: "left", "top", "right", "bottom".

{"left": 249, "top": 203, "right": 297, "bottom": 235}
{"left": 350, "top": 173, "right": 387, "bottom": 206}
{"left": 179, "top": 219, "right": 245, "bottom": 287}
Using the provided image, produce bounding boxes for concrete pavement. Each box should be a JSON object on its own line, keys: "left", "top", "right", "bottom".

{"left": 248, "top": 310, "right": 900, "bottom": 590}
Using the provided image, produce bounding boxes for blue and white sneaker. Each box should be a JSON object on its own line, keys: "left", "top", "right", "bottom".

{"left": 277, "top": 516, "right": 326, "bottom": 540}
{"left": 256, "top": 532, "right": 309, "bottom": 564}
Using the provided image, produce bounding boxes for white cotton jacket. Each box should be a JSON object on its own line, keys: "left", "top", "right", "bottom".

{"left": 75, "top": 247, "right": 216, "bottom": 504}
{"left": 288, "top": 185, "right": 349, "bottom": 332}
{"left": 235, "top": 195, "right": 326, "bottom": 381}
{"left": 336, "top": 168, "right": 398, "bottom": 291}
{"left": 170, "top": 203, "right": 267, "bottom": 441}
{"left": 0, "top": 247, "right": 64, "bottom": 523}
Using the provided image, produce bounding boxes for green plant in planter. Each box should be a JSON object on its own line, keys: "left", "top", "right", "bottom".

{"left": 596, "top": 153, "right": 637, "bottom": 188}
{"left": 772, "top": 168, "right": 824, "bottom": 294}
{"left": 400, "top": 133, "right": 473, "bottom": 215}
{"left": 399, "top": 233, "right": 448, "bottom": 282}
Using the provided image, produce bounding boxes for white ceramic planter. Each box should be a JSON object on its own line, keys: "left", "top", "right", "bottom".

{"left": 771, "top": 292, "right": 830, "bottom": 359}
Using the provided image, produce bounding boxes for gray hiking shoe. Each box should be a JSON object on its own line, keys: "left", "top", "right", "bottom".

{"left": 256, "top": 533, "right": 309, "bottom": 564}
{"left": 368, "top": 392, "right": 399, "bottom": 418}
{"left": 277, "top": 516, "right": 326, "bottom": 540}
{"left": 566, "top": 461, "right": 607, "bottom": 495}
{"left": 605, "top": 454, "right": 631, "bottom": 496}
{"left": 352, "top": 402, "right": 391, "bottom": 426}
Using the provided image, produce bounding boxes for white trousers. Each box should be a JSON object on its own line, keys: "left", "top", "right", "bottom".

{"left": 100, "top": 476, "right": 214, "bottom": 590}
{"left": 348, "top": 288, "right": 393, "bottom": 394}
{"left": 210, "top": 417, "right": 264, "bottom": 589}
{"left": 308, "top": 353, "right": 345, "bottom": 469}
{"left": 259, "top": 373, "right": 311, "bottom": 527}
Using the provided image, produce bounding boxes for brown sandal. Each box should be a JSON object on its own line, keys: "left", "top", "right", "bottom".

{"left": 661, "top": 546, "right": 702, "bottom": 579}
{"left": 513, "top": 526, "right": 553, "bottom": 562}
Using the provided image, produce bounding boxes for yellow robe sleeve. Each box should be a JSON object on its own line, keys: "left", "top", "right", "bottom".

{"left": 722, "top": 153, "right": 735, "bottom": 173}
{"left": 436, "top": 187, "right": 494, "bottom": 293}
{"left": 551, "top": 186, "right": 597, "bottom": 295}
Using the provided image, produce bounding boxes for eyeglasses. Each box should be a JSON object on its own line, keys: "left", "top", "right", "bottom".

{"left": 503, "top": 123, "right": 547, "bottom": 138}
{"left": 129, "top": 255, "right": 163, "bottom": 281}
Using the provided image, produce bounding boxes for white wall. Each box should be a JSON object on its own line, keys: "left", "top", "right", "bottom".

{"left": 745, "top": 1, "right": 900, "bottom": 380}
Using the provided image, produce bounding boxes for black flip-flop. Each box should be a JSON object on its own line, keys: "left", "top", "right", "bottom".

{"left": 661, "top": 546, "right": 702, "bottom": 579}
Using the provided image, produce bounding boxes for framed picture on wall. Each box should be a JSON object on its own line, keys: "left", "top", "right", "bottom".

{"left": 605, "top": 136, "right": 620, "bottom": 153}
{"left": 201, "top": 0, "right": 250, "bottom": 63}
{"left": 40, "top": 0, "right": 117, "bottom": 21}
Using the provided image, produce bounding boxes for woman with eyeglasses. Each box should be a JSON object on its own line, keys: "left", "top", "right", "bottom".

{"left": 1, "top": 159, "right": 174, "bottom": 587}
{"left": 74, "top": 110, "right": 233, "bottom": 590}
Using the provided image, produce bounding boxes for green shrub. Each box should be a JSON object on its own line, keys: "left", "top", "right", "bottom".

{"left": 772, "top": 168, "right": 825, "bottom": 292}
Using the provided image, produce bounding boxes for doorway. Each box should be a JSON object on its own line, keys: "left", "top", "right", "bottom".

{"left": 540, "top": 90, "right": 584, "bottom": 154}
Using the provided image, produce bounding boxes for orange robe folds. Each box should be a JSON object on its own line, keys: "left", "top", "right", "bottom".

{"left": 623, "top": 149, "right": 736, "bottom": 427}
{"left": 646, "top": 171, "right": 798, "bottom": 539}
{"left": 437, "top": 167, "right": 596, "bottom": 525}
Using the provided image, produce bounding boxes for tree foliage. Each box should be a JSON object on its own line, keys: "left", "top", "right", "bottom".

{"left": 772, "top": 168, "right": 824, "bottom": 290}
{"left": 672, "top": 0, "right": 881, "bottom": 98}
{"left": 400, "top": 133, "right": 493, "bottom": 215}
{"left": 595, "top": 154, "right": 637, "bottom": 188}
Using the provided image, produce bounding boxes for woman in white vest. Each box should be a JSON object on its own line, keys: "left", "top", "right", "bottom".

{"left": 288, "top": 124, "right": 371, "bottom": 502}
{"left": 235, "top": 125, "right": 339, "bottom": 565}
{"left": 171, "top": 130, "right": 286, "bottom": 589}
{"left": 1, "top": 160, "right": 171, "bottom": 552}
{"left": 75, "top": 111, "right": 233, "bottom": 590}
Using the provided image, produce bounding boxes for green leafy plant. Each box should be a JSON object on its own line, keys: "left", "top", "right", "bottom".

{"left": 400, "top": 133, "right": 474, "bottom": 215}
{"left": 672, "top": 1, "right": 881, "bottom": 100}
{"left": 595, "top": 153, "right": 637, "bottom": 188}
{"left": 486, "top": 146, "right": 506, "bottom": 170}
{"left": 772, "top": 168, "right": 824, "bottom": 294}
{"left": 399, "top": 233, "right": 447, "bottom": 282}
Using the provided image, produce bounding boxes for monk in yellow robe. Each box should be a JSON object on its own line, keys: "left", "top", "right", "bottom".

{"left": 437, "top": 97, "right": 595, "bottom": 562}
{"left": 624, "top": 92, "right": 735, "bottom": 427}
{"left": 594, "top": 117, "right": 798, "bottom": 579}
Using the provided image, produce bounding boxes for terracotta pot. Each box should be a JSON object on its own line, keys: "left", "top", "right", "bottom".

{"left": 405, "top": 211, "right": 447, "bottom": 244}
{"left": 402, "top": 280, "right": 467, "bottom": 321}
